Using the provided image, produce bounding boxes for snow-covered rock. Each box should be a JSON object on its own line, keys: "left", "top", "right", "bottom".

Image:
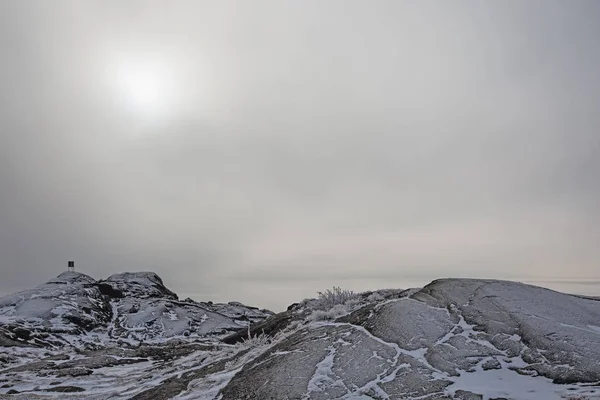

{"left": 219, "top": 279, "right": 600, "bottom": 400}
{"left": 102, "top": 272, "right": 178, "bottom": 299}
{"left": 2, "top": 278, "right": 600, "bottom": 399}
{"left": 0, "top": 272, "right": 112, "bottom": 347}
{"left": 0, "top": 271, "right": 272, "bottom": 348}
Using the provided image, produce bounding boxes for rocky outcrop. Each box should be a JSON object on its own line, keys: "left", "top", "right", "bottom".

{"left": 0, "top": 272, "right": 113, "bottom": 347}
{"left": 100, "top": 272, "right": 178, "bottom": 300}
{"left": 219, "top": 279, "right": 600, "bottom": 400}
{"left": 1, "top": 278, "right": 599, "bottom": 399}
{"left": 222, "top": 309, "right": 304, "bottom": 345}
{"left": 0, "top": 271, "right": 272, "bottom": 348}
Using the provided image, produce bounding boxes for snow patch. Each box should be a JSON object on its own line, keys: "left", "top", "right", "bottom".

{"left": 447, "top": 361, "right": 591, "bottom": 400}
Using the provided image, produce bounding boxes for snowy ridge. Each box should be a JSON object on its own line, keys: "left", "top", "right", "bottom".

{"left": 1, "top": 278, "right": 600, "bottom": 399}
{"left": 0, "top": 271, "right": 272, "bottom": 349}
{"left": 219, "top": 279, "right": 600, "bottom": 400}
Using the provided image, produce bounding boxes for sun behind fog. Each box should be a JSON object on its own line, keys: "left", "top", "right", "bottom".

{"left": 112, "top": 59, "right": 174, "bottom": 119}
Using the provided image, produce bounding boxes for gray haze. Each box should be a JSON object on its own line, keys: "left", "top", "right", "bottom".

{"left": 1, "top": 1, "right": 599, "bottom": 311}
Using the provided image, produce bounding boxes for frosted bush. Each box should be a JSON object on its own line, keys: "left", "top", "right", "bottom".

{"left": 237, "top": 333, "right": 272, "bottom": 349}
{"left": 308, "top": 304, "right": 350, "bottom": 321}
{"left": 366, "top": 292, "right": 385, "bottom": 302}
{"left": 307, "top": 310, "right": 327, "bottom": 321}
{"left": 344, "top": 297, "right": 361, "bottom": 308}
{"left": 314, "top": 287, "right": 357, "bottom": 311}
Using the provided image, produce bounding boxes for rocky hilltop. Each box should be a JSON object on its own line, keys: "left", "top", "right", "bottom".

{"left": 1, "top": 277, "right": 600, "bottom": 399}
{"left": 0, "top": 271, "right": 272, "bottom": 348}
{"left": 221, "top": 279, "right": 600, "bottom": 400}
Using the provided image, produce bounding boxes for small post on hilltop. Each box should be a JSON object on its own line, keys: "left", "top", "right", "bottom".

{"left": 68, "top": 261, "right": 75, "bottom": 273}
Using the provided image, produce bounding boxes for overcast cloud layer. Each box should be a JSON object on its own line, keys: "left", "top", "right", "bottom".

{"left": 1, "top": 1, "right": 599, "bottom": 310}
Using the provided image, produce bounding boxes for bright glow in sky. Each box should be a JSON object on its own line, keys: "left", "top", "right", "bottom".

{"left": 118, "top": 64, "right": 165, "bottom": 113}
{"left": 108, "top": 57, "right": 179, "bottom": 122}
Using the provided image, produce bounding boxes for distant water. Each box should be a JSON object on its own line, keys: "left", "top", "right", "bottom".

{"left": 521, "top": 279, "right": 600, "bottom": 298}
{"left": 181, "top": 277, "right": 600, "bottom": 313}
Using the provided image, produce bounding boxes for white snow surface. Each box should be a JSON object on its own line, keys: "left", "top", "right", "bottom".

{"left": 447, "top": 361, "right": 574, "bottom": 400}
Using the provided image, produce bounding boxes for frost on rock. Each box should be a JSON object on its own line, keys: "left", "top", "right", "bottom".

{"left": 104, "top": 272, "right": 179, "bottom": 300}
{"left": 413, "top": 279, "right": 600, "bottom": 383}
{"left": 0, "top": 271, "right": 272, "bottom": 349}
{"left": 2, "top": 277, "right": 600, "bottom": 400}
{"left": 219, "top": 279, "right": 600, "bottom": 400}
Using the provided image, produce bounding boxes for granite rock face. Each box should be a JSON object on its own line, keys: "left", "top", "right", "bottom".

{"left": 1, "top": 278, "right": 600, "bottom": 399}
{"left": 0, "top": 271, "right": 272, "bottom": 348}
{"left": 219, "top": 279, "right": 600, "bottom": 400}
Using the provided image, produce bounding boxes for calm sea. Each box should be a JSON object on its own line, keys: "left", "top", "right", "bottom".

{"left": 181, "top": 277, "right": 600, "bottom": 313}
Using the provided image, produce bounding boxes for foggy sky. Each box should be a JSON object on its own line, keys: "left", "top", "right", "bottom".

{"left": 1, "top": 1, "right": 599, "bottom": 310}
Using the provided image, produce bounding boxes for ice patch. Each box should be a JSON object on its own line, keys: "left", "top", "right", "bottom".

{"left": 307, "top": 346, "right": 338, "bottom": 393}
{"left": 588, "top": 325, "right": 600, "bottom": 334}
{"left": 446, "top": 361, "right": 587, "bottom": 400}
{"left": 176, "top": 368, "right": 243, "bottom": 400}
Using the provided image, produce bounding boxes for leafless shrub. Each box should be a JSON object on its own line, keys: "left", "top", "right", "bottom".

{"left": 313, "top": 287, "right": 357, "bottom": 311}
